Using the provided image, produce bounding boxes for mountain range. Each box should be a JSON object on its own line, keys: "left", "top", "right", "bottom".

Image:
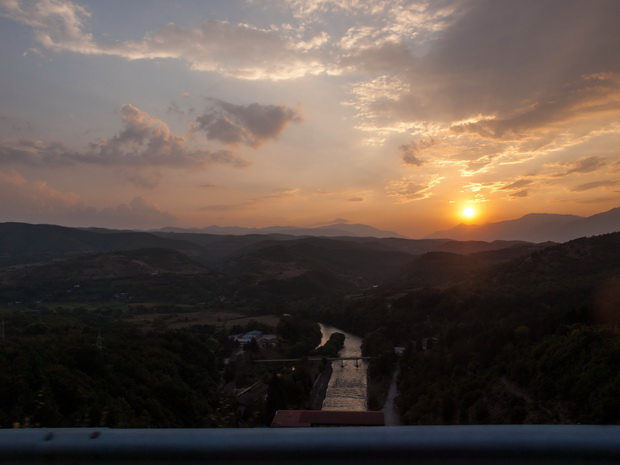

{"left": 153, "top": 223, "right": 407, "bottom": 239}
{"left": 425, "top": 207, "right": 620, "bottom": 243}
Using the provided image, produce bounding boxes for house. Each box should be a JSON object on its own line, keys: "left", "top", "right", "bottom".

{"left": 235, "top": 330, "right": 264, "bottom": 345}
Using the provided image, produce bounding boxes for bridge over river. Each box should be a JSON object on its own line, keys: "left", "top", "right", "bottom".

{"left": 254, "top": 356, "right": 372, "bottom": 364}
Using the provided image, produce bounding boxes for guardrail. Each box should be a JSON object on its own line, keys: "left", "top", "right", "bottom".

{"left": 1, "top": 425, "right": 620, "bottom": 464}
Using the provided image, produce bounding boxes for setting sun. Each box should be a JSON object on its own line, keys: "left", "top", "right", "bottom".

{"left": 462, "top": 206, "right": 476, "bottom": 219}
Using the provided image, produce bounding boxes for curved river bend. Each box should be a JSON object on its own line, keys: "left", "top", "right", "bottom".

{"left": 318, "top": 323, "right": 368, "bottom": 411}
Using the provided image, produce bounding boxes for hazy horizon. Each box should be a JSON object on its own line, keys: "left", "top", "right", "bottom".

{"left": 1, "top": 0, "right": 620, "bottom": 237}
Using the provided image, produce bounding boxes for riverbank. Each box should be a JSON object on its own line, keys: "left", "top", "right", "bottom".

{"left": 307, "top": 362, "right": 333, "bottom": 410}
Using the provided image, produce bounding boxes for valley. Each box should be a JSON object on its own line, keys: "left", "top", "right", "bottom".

{"left": 2, "top": 222, "right": 620, "bottom": 426}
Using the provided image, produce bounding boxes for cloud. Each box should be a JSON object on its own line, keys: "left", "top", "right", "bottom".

{"left": 564, "top": 156, "right": 608, "bottom": 175}
{"left": 450, "top": 74, "right": 620, "bottom": 140}
{"left": 0, "top": 169, "right": 178, "bottom": 228}
{"left": 416, "top": 0, "right": 620, "bottom": 122}
{"left": 94, "top": 196, "right": 178, "bottom": 229}
{"left": 500, "top": 179, "right": 533, "bottom": 191}
{"left": 346, "top": 1, "right": 620, "bottom": 151}
{"left": 570, "top": 180, "right": 618, "bottom": 192}
{"left": 552, "top": 156, "right": 607, "bottom": 177}
{"left": 399, "top": 138, "right": 435, "bottom": 166}
{"left": 198, "top": 187, "right": 299, "bottom": 212}
{"left": 0, "top": 104, "right": 249, "bottom": 174}
{"left": 510, "top": 189, "right": 529, "bottom": 198}
{"left": 198, "top": 202, "right": 254, "bottom": 212}
{"left": 0, "top": 0, "right": 331, "bottom": 80}
{"left": 0, "top": 168, "right": 83, "bottom": 217}
{"left": 0, "top": 0, "right": 97, "bottom": 53}
{"left": 348, "top": 197, "right": 364, "bottom": 202}
{"left": 195, "top": 99, "right": 302, "bottom": 148}
{"left": 340, "top": 41, "right": 414, "bottom": 73}
{"left": 118, "top": 169, "right": 162, "bottom": 190}
{"left": 386, "top": 175, "right": 443, "bottom": 202}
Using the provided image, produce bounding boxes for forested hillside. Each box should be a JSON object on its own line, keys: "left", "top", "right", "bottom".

{"left": 311, "top": 233, "right": 620, "bottom": 424}
{"left": 0, "top": 312, "right": 229, "bottom": 428}
{"left": 2, "top": 221, "right": 620, "bottom": 426}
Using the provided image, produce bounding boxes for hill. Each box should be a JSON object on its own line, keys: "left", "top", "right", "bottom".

{"left": 321, "top": 231, "right": 620, "bottom": 425}
{"left": 0, "top": 223, "right": 206, "bottom": 266}
{"left": 153, "top": 222, "right": 408, "bottom": 239}
{"left": 425, "top": 207, "right": 620, "bottom": 242}
{"left": 0, "top": 222, "right": 547, "bottom": 305}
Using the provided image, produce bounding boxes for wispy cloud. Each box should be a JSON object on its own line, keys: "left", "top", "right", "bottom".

{"left": 551, "top": 155, "right": 607, "bottom": 177}
{"left": 570, "top": 180, "right": 618, "bottom": 192}
{"left": 0, "top": 0, "right": 332, "bottom": 80}
{"left": 386, "top": 175, "right": 443, "bottom": 202}
{"left": 0, "top": 169, "right": 178, "bottom": 228}
{"left": 500, "top": 179, "right": 533, "bottom": 191}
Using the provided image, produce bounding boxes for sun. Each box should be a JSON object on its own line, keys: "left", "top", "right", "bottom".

{"left": 462, "top": 206, "right": 476, "bottom": 219}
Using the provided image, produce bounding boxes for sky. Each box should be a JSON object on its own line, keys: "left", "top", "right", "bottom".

{"left": 1, "top": 0, "right": 620, "bottom": 237}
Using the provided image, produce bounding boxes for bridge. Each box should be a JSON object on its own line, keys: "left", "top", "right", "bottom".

{"left": 253, "top": 356, "right": 372, "bottom": 364}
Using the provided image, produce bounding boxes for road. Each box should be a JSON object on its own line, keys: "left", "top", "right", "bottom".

{"left": 381, "top": 366, "right": 400, "bottom": 426}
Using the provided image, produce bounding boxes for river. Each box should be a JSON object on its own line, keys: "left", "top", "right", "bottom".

{"left": 318, "top": 323, "right": 368, "bottom": 411}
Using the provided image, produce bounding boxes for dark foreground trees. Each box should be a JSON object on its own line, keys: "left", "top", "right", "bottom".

{"left": 0, "top": 312, "right": 231, "bottom": 428}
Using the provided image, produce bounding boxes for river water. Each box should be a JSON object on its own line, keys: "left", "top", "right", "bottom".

{"left": 318, "top": 323, "right": 368, "bottom": 411}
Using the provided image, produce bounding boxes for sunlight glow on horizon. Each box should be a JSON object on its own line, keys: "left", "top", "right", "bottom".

{"left": 0, "top": 1, "right": 618, "bottom": 235}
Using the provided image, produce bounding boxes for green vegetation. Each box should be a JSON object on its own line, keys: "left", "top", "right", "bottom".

{"left": 276, "top": 315, "right": 322, "bottom": 357}
{"left": 312, "top": 332, "right": 345, "bottom": 357}
{"left": 0, "top": 312, "right": 232, "bottom": 428}
{"left": 3, "top": 223, "right": 620, "bottom": 426}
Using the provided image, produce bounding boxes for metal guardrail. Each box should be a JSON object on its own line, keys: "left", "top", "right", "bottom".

{"left": 1, "top": 425, "right": 620, "bottom": 464}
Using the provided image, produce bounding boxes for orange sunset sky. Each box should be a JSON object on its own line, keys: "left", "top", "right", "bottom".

{"left": 1, "top": 0, "right": 619, "bottom": 237}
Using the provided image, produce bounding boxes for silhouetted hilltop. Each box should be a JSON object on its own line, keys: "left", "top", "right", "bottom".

{"left": 0, "top": 223, "right": 205, "bottom": 266}
{"left": 153, "top": 222, "right": 408, "bottom": 239}
{"left": 426, "top": 207, "right": 620, "bottom": 242}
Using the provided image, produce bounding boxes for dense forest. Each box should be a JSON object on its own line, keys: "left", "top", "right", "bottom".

{"left": 2, "top": 222, "right": 620, "bottom": 426}
{"left": 310, "top": 233, "right": 620, "bottom": 424}
{"left": 0, "top": 312, "right": 227, "bottom": 428}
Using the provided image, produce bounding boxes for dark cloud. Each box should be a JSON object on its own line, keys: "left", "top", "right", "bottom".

{"left": 195, "top": 99, "right": 302, "bottom": 148}
{"left": 400, "top": 138, "right": 434, "bottom": 166}
{"left": 510, "top": 189, "right": 529, "bottom": 198}
{"left": 570, "top": 180, "right": 618, "bottom": 192}
{"left": 553, "top": 156, "right": 607, "bottom": 177}
{"left": 348, "top": 197, "right": 364, "bottom": 202}
{"left": 383, "top": 0, "right": 620, "bottom": 124}
{"left": 501, "top": 179, "right": 532, "bottom": 190}
{"left": 565, "top": 156, "right": 607, "bottom": 175}
{"left": 450, "top": 74, "right": 620, "bottom": 139}
{"left": 0, "top": 105, "right": 250, "bottom": 174}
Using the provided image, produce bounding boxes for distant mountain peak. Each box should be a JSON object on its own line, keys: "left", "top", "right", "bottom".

{"left": 425, "top": 208, "right": 620, "bottom": 243}
{"left": 153, "top": 223, "right": 408, "bottom": 239}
